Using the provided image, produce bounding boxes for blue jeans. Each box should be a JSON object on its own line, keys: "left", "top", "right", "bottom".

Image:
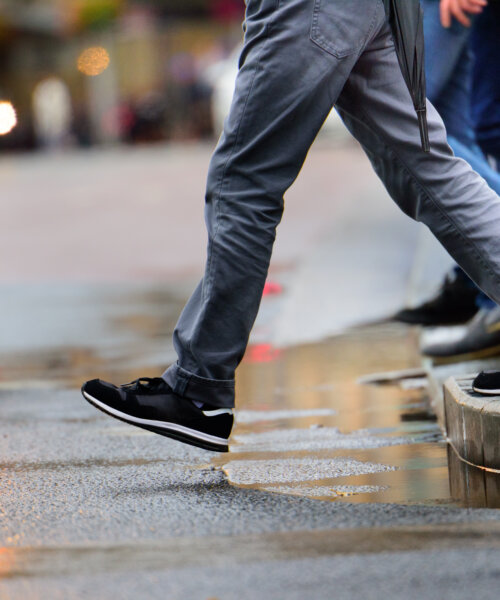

{"left": 422, "top": 0, "right": 500, "bottom": 195}
{"left": 471, "top": 1, "right": 500, "bottom": 162}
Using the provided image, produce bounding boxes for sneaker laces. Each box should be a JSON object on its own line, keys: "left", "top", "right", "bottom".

{"left": 122, "top": 377, "right": 166, "bottom": 392}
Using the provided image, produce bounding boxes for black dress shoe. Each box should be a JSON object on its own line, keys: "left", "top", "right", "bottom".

{"left": 82, "top": 377, "right": 233, "bottom": 452}
{"left": 472, "top": 371, "right": 500, "bottom": 396}
{"left": 422, "top": 306, "right": 500, "bottom": 363}
{"left": 393, "top": 272, "right": 478, "bottom": 326}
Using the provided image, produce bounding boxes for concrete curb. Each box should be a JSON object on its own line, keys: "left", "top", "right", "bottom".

{"left": 423, "top": 356, "right": 500, "bottom": 428}
{"left": 444, "top": 376, "right": 500, "bottom": 471}
{"left": 443, "top": 377, "right": 500, "bottom": 507}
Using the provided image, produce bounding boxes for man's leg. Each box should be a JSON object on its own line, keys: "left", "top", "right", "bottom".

{"left": 466, "top": 1, "right": 500, "bottom": 396}
{"left": 82, "top": 0, "right": 387, "bottom": 448}
{"left": 422, "top": 0, "right": 472, "bottom": 132}
{"left": 422, "top": 0, "right": 500, "bottom": 192}
{"left": 393, "top": 0, "right": 498, "bottom": 327}
{"left": 335, "top": 17, "right": 500, "bottom": 309}
{"left": 471, "top": 0, "right": 500, "bottom": 164}
{"left": 163, "top": 0, "right": 384, "bottom": 408}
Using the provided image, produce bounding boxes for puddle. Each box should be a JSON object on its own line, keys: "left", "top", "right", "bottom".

{"left": 213, "top": 323, "right": 459, "bottom": 505}
{"left": 235, "top": 408, "right": 337, "bottom": 424}
{"left": 230, "top": 425, "right": 439, "bottom": 453}
{"left": 0, "top": 284, "right": 188, "bottom": 389}
{"left": 258, "top": 484, "right": 388, "bottom": 499}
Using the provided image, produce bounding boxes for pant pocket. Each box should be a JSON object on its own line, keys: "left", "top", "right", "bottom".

{"left": 310, "top": 0, "right": 379, "bottom": 58}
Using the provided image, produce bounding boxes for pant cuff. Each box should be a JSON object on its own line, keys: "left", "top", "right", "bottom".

{"left": 162, "top": 363, "right": 235, "bottom": 409}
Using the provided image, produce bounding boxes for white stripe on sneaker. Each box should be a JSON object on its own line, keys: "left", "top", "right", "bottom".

{"left": 202, "top": 408, "right": 233, "bottom": 417}
{"left": 83, "top": 392, "right": 229, "bottom": 446}
{"left": 472, "top": 386, "right": 500, "bottom": 396}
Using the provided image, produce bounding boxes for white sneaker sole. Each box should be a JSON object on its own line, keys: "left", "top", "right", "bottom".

{"left": 82, "top": 391, "right": 229, "bottom": 452}
{"left": 472, "top": 386, "right": 500, "bottom": 396}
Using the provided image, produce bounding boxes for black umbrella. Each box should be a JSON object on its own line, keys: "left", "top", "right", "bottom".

{"left": 384, "top": 0, "right": 430, "bottom": 152}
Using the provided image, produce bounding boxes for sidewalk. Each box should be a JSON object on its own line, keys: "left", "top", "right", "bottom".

{"left": 4, "top": 282, "right": 500, "bottom": 598}
{"left": 3, "top": 142, "right": 500, "bottom": 598}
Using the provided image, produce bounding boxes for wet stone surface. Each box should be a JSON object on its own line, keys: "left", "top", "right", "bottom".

{"left": 2, "top": 283, "right": 500, "bottom": 598}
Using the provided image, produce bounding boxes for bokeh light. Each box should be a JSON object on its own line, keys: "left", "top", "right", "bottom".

{"left": 0, "top": 102, "right": 17, "bottom": 135}
{"left": 77, "top": 46, "right": 110, "bottom": 76}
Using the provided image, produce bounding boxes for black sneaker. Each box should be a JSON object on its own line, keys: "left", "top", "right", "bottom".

{"left": 81, "top": 377, "right": 233, "bottom": 452}
{"left": 472, "top": 371, "right": 500, "bottom": 396}
{"left": 422, "top": 306, "right": 500, "bottom": 363}
{"left": 393, "top": 271, "right": 478, "bottom": 326}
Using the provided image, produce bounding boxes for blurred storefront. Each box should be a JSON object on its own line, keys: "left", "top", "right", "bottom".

{"left": 0, "top": 0, "right": 245, "bottom": 151}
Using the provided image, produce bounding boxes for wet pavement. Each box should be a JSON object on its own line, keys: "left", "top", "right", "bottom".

{"left": 220, "top": 322, "right": 451, "bottom": 505}
{"left": 0, "top": 282, "right": 454, "bottom": 507}
{"left": 2, "top": 144, "right": 500, "bottom": 598}
{"left": 2, "top": 283, "right": 500, "bottom": 598}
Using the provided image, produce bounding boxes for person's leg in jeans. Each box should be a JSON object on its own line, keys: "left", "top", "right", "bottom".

{"left": 81, "top": 0, "right": 384, "bottom": 447}
{"left": 395, "top": 0, "right": 488, "bottom": 327}
{"left": 417, "top": 0, "right": 500, "bottom": 360}
{"left": 422, "top": 0, "right": 500, "bottom": 193}
{"left": 394, "top": 0, "right": 500, "bottom": 328}
{"left": 470, "top": 5, "right": 500, "bottom": 394}
{"left": 471, "top": 0, "right": 500, "bottom": 166}
{"left": 83, "top": 0, "right": 500, "bottom": 449}
{"left": 162, "top": 0, "right": 389, "bottom": 408}
{"left": 470, "top": 0, "right": 500, "bottom": 316}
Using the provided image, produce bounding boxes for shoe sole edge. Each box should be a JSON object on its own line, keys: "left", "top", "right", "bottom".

{"left": 472, "top": 386, "right": 500, "bottom": 396}
{"left": 82, "top": 390, "right": 229, "bottom": 452}
{"left": 424, "top": 343, "right": 500, "bottom": 364}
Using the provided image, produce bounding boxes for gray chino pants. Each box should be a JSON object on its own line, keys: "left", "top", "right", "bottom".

{"left": 163, "top": 0, "right": 500, "bottom": 408}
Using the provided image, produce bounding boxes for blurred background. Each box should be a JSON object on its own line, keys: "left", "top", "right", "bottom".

{"left": 0, "top": 0, "right": 349, "bottom": 151}
{"left": 0, "top": 0, "right": 250, "bottom": 151}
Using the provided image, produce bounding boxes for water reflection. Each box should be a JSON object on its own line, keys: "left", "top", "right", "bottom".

{"left": 225, "top": 322, "right": 500, "bottom": 507}
{"left": 213, "top": 323, "right": 458, "bottom": 505}
{"left": 0, "top": 284, "right": 187, "bottom": 389}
